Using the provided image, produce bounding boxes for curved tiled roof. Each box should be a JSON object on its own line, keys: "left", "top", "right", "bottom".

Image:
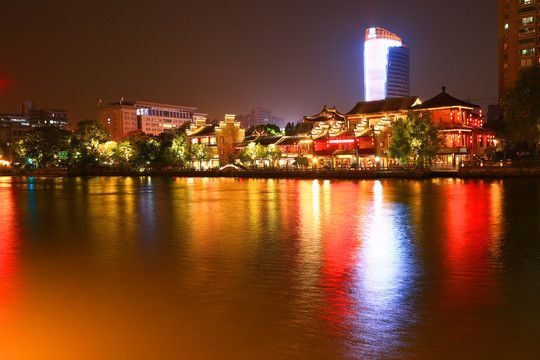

{"left": 278, "top": 135, "right": 308, "bottom": 146}
{"left": 346, "top": 96, "right": 420, "bottom": 115}
{"left": 304, "top": 105, "right": 346, "bottom": 122}
{"left": 412, "top": 87, "right": 480, "bottom": 110}
{"left": 188, "top": 125, "right": 216, "bottom": 137}
{"left": 254, "top": 135, "right": 282, "bottom": 146}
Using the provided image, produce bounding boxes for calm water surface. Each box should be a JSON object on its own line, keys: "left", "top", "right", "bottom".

{"left": 0, "top": 176, "right": 539, "bottom": 359}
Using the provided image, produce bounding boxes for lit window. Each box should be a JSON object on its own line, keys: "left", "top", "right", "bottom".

{"left": 519, "top": 48, "right": 535, "bottom": 56}
{"left": 504, "top": 23, "right": 509, "bottom": 30}
{"left": 519, "top": 16, "right": 535, "bottom": 25}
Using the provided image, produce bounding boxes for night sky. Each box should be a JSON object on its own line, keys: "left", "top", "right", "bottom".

{"left": 0, "top": 0, "right": 497, "bottom": 126}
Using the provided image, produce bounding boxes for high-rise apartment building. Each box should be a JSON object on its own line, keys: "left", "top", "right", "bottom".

{"left": 498, "top": 0, "right": 540, "bottom": 98}
{"left": 364, "top": 27, "right": 409, "bottom": 101}
{"left": 99, "top": 100, "right": 198, "bottom": 138}
{"left": 250, "top": 107, "right": 272, "bottom": 127}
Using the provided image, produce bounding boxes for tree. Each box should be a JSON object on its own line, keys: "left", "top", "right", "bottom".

{"left": 267, "top": 144, "right": 282, "bottom": 167}
{"left": 284, "top": 122, "right": 295, "bottom": 136}
{"left": 254, "top": 143, "right": 268, "bottom": 166}
{"left": 73, "top": 119, "right": 110, "bottom": 168}
{"left": 114, "top": 141, "right": 135, "bottom": 168}
{"left": 293, "top": 155, "right": 309, "bottom": 168}
{"left": 167, "top": 132, "right": 190, "bottom": 167}
{"left": 500, "top": 64, "right": 540, "bottom": 155}
{"left": 388, "top": 112, "right": 444, "bottom": 168}
{"left": 191, "top": 143, "right": 211, "bottom": 169}
{"left": 10, "top": 140, "right": 27, "bottom": 166}
{"left": 239, "top": 143, "right": 257, "bottom": 167}
{"left": 239, "top": 145, "right": 254, "bottom": 167}
{"left": 294, "top": 121, "right": 313, "bottom": 135}
{"left": 21, "top": 126, "right": 73, "bottom": 167}
{"left": 135, "top": 138, "right": 160, "bottom": 169}
{"left": 120, "top": 131, "right": 160, "bottom": 169}
{"left": 265, "top": 124, "right": 281, "bottom": 135}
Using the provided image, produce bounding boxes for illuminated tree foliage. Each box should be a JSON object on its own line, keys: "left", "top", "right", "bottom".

{"left": 254, "top": 143, "right": 267, "bottom": 163}
{"left": 157, "top": 129, "right": 189, "bottom": 167}
{"left": 500, "top": 64, "right": 540, "bottom": 155}
{"left": 20, "top": 126, "right": 73, "bottom": 167}
{"left": 114, "top": 141, "right": 135, "bottom": 168}
{"left": 267, "top": 144, "right": 282, "bottom": 167}
{"left": 293, "top": 155, "right": 309, "bottom": 168}
{"left": 239, "top": 144, "right": 256, "bottom": 167}
{"left": 191, "top": 143, "right": 211, "bottom": 169}
{"left": 388, "top": 112, "right": 444, "bottom": 168}
{"left": 119, "top": 131, "right": 160, "bottom": 169}
{"left": 73, "top": 119, "right": 110, "bottom": 167}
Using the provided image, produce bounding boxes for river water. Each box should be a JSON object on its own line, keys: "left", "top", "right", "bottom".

{"left": 0, "top": 176, "right": 539, "bottom": 359}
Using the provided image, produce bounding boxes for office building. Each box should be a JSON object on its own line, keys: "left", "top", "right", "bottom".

{"left": 20, "top": 100, "right": 68, "bottom": 127}
{"left": 498, "top": 0, "right": 540, "bottom": 98}
{"left": 28, "top": 108, "right": 68, "bottom": 127}
{"left": 99, "top": 100, "right": 198, "bottom": 138}
{"left": 364, "top": 27, "right": 410, "bottom": 101}
{"left": 0, "top": 113, "right": 31, "bottom": 127}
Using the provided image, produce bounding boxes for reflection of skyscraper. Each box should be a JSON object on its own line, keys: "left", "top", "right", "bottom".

{"left": 364, "top": 27, "right": 409, "bottom": 101}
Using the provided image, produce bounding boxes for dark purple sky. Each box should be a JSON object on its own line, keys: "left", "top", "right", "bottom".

{"left": 0, "top": 0, "right": 498, "bottom": 126}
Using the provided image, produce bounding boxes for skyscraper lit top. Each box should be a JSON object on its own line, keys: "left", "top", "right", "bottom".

{"left": 364, "top": 27, "right": 410, "bottom": 101}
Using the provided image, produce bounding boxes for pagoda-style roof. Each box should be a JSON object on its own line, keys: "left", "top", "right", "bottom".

{"left": 312, "top": 133, "right": 330, "bottom": 141}
{"left": 235, "top": 135, "right": 258, "bottom": 147}
{"left": 346, "top": 96, "right": 420, "bottom": 115}
{"left": 413, "top": 87, "right": 480, "bottom": 110}
{"left": 356, "top": 128, "right": 375, "bottom": 138}
{"left": 188, "top": 125, "right": 216, "bottom": 137}
{"left": 278, "top": 135, "right": 308, "bottom": 146}
{"left": 254, "top": 135, "right": 282, "bottom": 146}
{"left": 236, "top": 134, "right": 283, "bottom": 147}
{"left": 304, "top": 105, "right": 346, "bottom": 122}
{"left": 334, "top": 130, "right": 356, "bottom": 138}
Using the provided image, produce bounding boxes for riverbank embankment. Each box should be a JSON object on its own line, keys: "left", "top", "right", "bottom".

{"left": 5, "top": 168, "right": 431, "bottom": 179}
{"left": 458, "top": 166, "right": 540, "bottom": 178}
{"left": 2, "top": 166, "right": 539, "bottom": 179}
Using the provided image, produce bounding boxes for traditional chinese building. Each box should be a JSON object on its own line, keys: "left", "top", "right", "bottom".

{"left": 186, "top": 114, "right": 245, "bottom": 168}
{"left": 412, "top": 87, "right": 496, "bottom": 166}
{"left": 303, "top": 99, "right": 420, "bottom": 168}
{"left": 235, "top": 133, "right": 311, "bottom": 168}
{"left": 301, "top": 90, "right": 495, "bottom": 168}
{"left": 346, "top": 97, "right": 421, "bottom": 168}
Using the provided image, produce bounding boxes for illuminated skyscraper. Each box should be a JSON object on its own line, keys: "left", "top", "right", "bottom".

{"left": 364, "top": 27, "right": 409, "bottom": 101}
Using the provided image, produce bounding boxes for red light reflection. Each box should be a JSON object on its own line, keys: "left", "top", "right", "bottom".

{"left": 436, "top": 180, "right": 501, "bottom": 348}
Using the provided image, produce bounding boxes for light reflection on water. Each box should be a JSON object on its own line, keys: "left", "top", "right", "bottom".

{"left": 0, "top": 176, "right": 539, "bottom": 359}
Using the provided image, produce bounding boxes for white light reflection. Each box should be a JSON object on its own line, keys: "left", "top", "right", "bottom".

{"left": 350, "top": 180, "right": 418, "bottom": 357}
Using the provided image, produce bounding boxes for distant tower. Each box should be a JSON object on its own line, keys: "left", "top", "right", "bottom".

{"left": 364, "top": 27, "right": 409, "bottom": 101}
